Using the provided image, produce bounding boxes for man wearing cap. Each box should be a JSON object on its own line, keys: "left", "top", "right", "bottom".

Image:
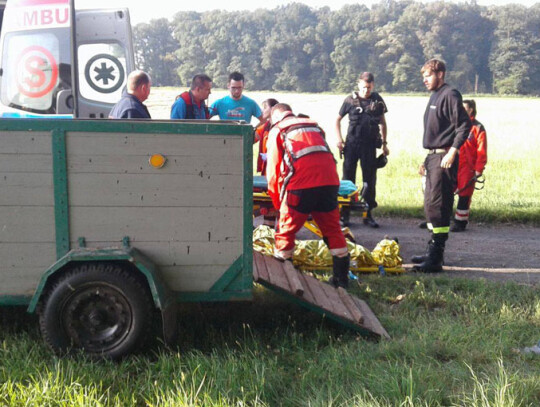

{"left": 266, "top": 103, "right": 350, "bottom": 289}
{"left": 411, "top": 59, "right": 471, "bottom": 272}
{"left": 335, "top": 72, "right": 388, "bottom": 228}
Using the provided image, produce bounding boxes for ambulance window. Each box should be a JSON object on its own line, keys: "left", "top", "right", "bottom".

{"left": 78, "top": 42, "right": 127, "bottom": 104}
{"left": 1, "top": 31, "right": 69, "bottom": 114}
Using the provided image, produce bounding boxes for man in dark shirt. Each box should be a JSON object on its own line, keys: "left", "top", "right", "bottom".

{"left": 109, "top": 70, "right": 152, "bottom": 119}
{"left": 335, "top": 72, "right": 388, "bottom": 228}
{"left": 412, "top": 59, "right": 471, "bottom": 272}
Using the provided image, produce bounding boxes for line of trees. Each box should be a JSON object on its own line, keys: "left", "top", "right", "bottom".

{"left": 133, "top": 1, "right": 540, "bottom": 95}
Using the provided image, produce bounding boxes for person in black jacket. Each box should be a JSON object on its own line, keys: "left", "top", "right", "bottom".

{"left": 109, "top": 70, "right": 151, "bottom": 119}
{"left": 335, "top": 72, "right": 389, "bottom": 228}
{"left": 412, "top": 59, "right": 471, "bottom": 272}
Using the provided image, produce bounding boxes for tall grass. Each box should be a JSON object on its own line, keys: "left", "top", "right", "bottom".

{"left": 1, "top": 276, "right": 539, "bottom": 406}
{"left": 147, "top": 90, "right": 540, "bottom": 224}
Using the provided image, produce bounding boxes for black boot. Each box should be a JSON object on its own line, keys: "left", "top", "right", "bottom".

{"left": 412, "top": 240, "right": 445, "bottom": 273}
{"left": 363, "top": 210, "right": 379, "bottom": 228}
{"left": 330, "top": 254, "right": 350, "bottom": 289}
{"left": 411, "top": 239, "right": 435, "bottom": 264}
{"left": 450, "top": 220, "right": 467, "bottom": 232}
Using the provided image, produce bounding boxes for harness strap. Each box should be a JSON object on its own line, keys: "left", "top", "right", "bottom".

{"left": 278, "top": 123, "right": 331, "bottom": 202}
{"left": 177, "top": 91, "right": 210, "bottom": 119}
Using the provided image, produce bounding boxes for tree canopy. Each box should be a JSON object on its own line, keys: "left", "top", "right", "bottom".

{"left": 133, "top": 1, "right": 540, "bottom": 95}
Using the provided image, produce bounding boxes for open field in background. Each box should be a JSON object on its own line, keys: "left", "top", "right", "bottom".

{"left": 148, "top": 89, "right": 540, "bottom": 223}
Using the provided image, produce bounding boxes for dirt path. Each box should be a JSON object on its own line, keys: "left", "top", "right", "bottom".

{"left": 301, "top": 216, "right": 540, "bottom": 286}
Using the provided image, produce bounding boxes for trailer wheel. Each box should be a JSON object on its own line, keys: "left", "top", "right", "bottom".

{"left": 39, "top": 262, "right": 153, "bottom": 359}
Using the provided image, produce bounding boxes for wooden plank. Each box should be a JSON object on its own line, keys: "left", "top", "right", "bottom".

{"left": 252, "top": 255, "right": 260, "bottom": 280}
{"left": 318, "top": 280, "right": 352, "bottom": 320}
{"left": 67, "top": 154, "right": 241, "bottom": 176}
{"left": 67, "top": 132, "right": 243, "bottom": 157}
{"left": 337, "top": 287, "right": 365, "bottom": 324}
{"left": 0, "top": 132, "right": 51, "bottom": 154}
{"left": 0, "top": 243, "right": 56, "bottom": 269}
{"left": 158, "top": 264, "right": 233, "bottom": 292}
{"left": 0, "top": 153, "right": 52, "bottom": 173}
{"left": 0, "top": 207, "right": 55, "bottom": 243}
{"left": 353, "top": 297, "right": 391, "bottom": 339}
{"left": 0, "top": 173, "right": 53, "bottom": 206}
{"left": 253, "top": 252, "right": 270, "bottom": 282}
{"left": 69, "top": 206, "right": 242, "bottom": 243}
{"left": 74, "top": 240, "right": 242, "bottom": 267}
{"left": 294, "top": 273, "right": 318, "bottom": 306}
{"left": 67, "top": 173, "right": 243, "bottom": 207}
{"left": 0, "top": 267, "right": 44, "bottom": 296}
{"left": 300, "top": 274, "right": 336, "bottom": 313}
{"left": 262, "top": 255, "right": 290, "bottom": 292}
{"left": 282, "top": 261, "right": 304, "bottom": 296}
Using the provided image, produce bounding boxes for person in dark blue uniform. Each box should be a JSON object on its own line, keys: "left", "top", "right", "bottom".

{"left": 335, "top": 72, "right": 389, "bottom": 228}
{"left": 109, "top": 70, "right": 152, "bottom": 119}
{"left": 412, "top": 59, "right": 471, "bottom": 272}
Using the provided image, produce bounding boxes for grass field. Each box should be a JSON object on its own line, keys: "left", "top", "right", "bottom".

{"left": 1, "top": 276, "right": 539, "bottom": 406}
{"left": 1, "top": 91, "right": 538, "bottom": 406}
{"left": 147, "top": 89, "right": 540, "bottom": 224}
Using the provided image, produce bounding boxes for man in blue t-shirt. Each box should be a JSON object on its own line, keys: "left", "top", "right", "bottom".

{"left": 210, "top": 72, "right": 263, "bottom": 124}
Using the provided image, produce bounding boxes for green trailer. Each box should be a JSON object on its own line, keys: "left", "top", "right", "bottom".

{"left": 0, "top": 117, "right": 390, "bottom": 359}
{"left": 0, "top": 118, "right": 255, "bottom": 358}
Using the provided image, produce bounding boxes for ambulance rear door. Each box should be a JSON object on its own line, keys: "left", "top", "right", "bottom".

{"left": 73, "top": 8, "right": 135, "bottom": 118}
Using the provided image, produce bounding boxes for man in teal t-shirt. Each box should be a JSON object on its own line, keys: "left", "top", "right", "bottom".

{"left": 210, "top": 72, "right": 263, "bottom": 124}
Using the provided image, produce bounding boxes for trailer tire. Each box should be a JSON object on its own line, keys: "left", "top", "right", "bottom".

{"left": 39, "top": 262, "right": 153, "bottom": 359}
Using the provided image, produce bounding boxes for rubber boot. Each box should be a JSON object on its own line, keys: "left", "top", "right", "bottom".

{"left": 329, "top": 254, "right": 350, "bottom": 289}
{"left": 411, "top": 240, "right": 435, "bottom": 264}
{"left": 450, "top": 219, "right": 467, "bottom": 232}
{"left": 412, "top": 240, "right": 444, "bottom": 273}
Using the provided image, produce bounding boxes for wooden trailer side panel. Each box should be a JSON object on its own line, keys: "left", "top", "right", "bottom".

{"left": 0, "top": 131, "right": 56, "bottom": 296}
{"left": 66, "top": 130, "right": 246, "bottom": 292}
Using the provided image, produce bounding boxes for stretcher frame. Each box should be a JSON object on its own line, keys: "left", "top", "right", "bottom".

{"left": 253, "top": 178, "right": 365, "bottom": 239}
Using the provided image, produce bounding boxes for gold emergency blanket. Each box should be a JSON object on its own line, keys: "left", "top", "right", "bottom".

{"left": 253, "top": 225, "right": 405, "bottom": 273}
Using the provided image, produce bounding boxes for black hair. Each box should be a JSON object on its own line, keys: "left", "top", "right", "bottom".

{"left": 228, "top": 71, "right": 244, "bottom": 83}
{"left": 191, "top": 74, "right": 212, "bottom": 90}
{"left": 463, "top": 99, "right": 477, "bottom": 116}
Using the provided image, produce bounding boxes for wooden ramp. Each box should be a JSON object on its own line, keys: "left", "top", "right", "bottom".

{"left": 253, "top": 252, "right": 390, "bottom": 339}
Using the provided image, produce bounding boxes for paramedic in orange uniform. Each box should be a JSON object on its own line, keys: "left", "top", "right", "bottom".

{"left": 452, "top": 99, "right": 487, "bottom": 232}
{"left": 266, "top": 103, "right": 350, "bottom": 288}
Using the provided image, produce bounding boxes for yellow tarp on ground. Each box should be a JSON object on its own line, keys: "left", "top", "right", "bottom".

{"left": 253, "top": 225, "right": 405, "bottom": 274}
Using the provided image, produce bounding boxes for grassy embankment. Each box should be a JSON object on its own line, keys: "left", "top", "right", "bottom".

{"left": 1, "top": 275, "right": 539, "bottom": 406}
{"left": 148, "top": 90, "right": 540, "bottom": 224}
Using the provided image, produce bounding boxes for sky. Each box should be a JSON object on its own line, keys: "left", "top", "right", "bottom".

{"left": 76, "top": 0, "right": 540, "bottom": 25}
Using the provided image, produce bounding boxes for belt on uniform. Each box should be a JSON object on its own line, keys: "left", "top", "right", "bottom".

{"left": 427, "top": 148, "right": 448, "bottom": 154}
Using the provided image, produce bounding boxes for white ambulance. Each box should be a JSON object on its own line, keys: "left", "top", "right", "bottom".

{"left": 0, "top": 0, "right": 135, "bottom": 118}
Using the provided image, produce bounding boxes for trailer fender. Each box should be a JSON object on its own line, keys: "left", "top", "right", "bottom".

{"left": 28, "top": 246, "right": 178, "bottom": 345}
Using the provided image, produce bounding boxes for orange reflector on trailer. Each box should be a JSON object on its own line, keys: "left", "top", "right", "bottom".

{"left": 149, "top": 154, "right": 166, "bottom": 168}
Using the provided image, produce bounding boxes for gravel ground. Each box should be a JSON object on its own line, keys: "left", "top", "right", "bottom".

{"left": 296, "top": 215, "right": 540, "bottom": 286}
